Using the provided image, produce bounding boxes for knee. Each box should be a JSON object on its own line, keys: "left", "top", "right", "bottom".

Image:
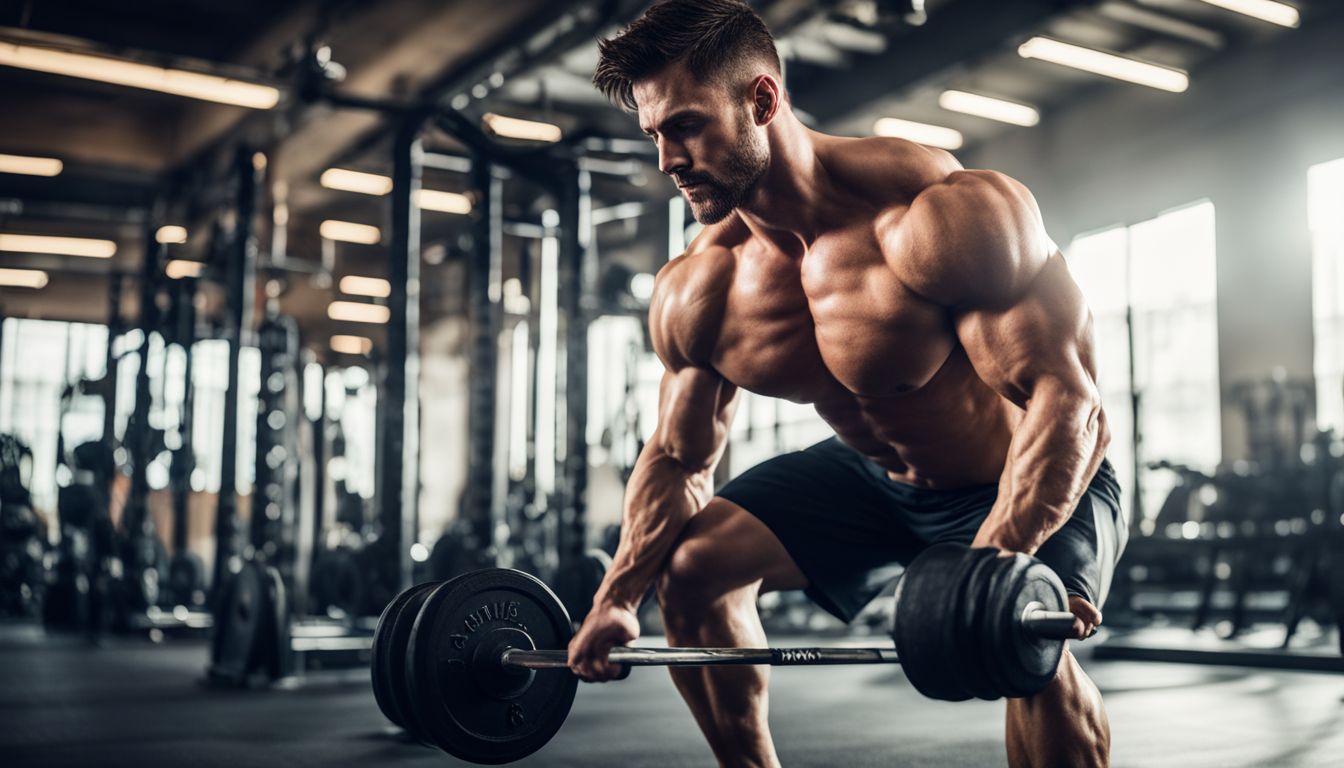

{"left": 655, "top": 538, "right": 720, "bottom": 625}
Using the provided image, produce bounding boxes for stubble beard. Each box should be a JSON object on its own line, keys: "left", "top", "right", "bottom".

{"left": 685, "top": 124, "right": 768, "bottom": 225}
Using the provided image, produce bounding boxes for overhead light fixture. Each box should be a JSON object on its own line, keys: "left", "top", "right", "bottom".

{"left": 320, "top": 220, "right": 381, "bottom": 245}
{"left": 330, "top": 335, "right": 373, "bottom": 355}
{"left": 1197, "top": 0, "right": 1299, "bottom": 28}
{"left": 482, "top": 113, "right": 562, "bottom": 143}
{"left": 328, "top": 301, "right": 390, "bottom": 324}
{"left": 320, "top": 168, "right": 393, "bottom": 196}
{"left": 0, "top": 232, "right": 116, "bottom": 258}
{"left": 319, "top": 167, "right": 472, "bottom": 214}
{"left": 938, "top": 90, "right": 1040, "bottom": 127}
{"left": 339, "top": 275, "right": 391, "bottom": 298}
{"left": 0, "top": 153, "right": 62, "bottom": 177}
{"left": 0, "top": 267, "right": 49, "bottom": 288}
{"left": 873, "top": 117, "right": 964, "bottom": 150}
{"left": 156, "top": 225, "right": 188, "bottom": 244}
{"left": 0, "top": 41, "right": 280, "bottom": 109}
{"left": 1018, "top": 37, "right": 1189, "bottom": 93}
{"left": 165, "top": 259, "right": 205, "bottom": 279}
{"left": 414, "top": 189, "right": 472, "bottom": 214}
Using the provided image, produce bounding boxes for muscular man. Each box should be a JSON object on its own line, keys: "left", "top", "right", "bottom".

{"left": 570, "top": 2, "right": 1126, "bottom": 766}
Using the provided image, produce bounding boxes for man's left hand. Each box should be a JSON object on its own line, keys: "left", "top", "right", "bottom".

{"left": 1067, "top": 594, "right": 1102, "bottom": 640}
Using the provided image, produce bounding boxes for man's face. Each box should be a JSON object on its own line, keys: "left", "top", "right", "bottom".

{"left": 634, "top": 63, "right": 769, "bottom": 225}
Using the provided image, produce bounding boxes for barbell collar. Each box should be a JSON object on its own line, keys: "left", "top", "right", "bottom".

{"left": 1019, "top": 602, "right": 1077, "bottom": 640}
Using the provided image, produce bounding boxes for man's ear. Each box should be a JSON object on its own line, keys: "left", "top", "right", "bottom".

{"left": 750, "top": 74, "right": 781, "bottom": 125}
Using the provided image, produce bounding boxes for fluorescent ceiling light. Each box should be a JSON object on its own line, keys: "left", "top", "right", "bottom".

{"left": 1018, "top": 37, "right": 1189, "bottom": 93}
{"left": 328, "top": 301, "right": 390, "bottom": 324}
{"left": 414, "top": 189, "right": 472, "bottom": 214}
{"left": 0, "top": 41, "right": 280, "bottom": 109}
{"left": 156, "top": 225, "right": 188, "bottom": 244}
{"left": 320, "top": 168, "right": 393, "bottom": 196}
{"left": 0, "top": 153, "right": 62, "bottom": 176}
{"left": 330, "top": 335, "right": 373, "bottom": 355}
{"left": 339, "top": 275, "right": 391, "bottom": 298}
{"left": 165, "top": 259, "right": 205, "bottom": 279}
{"left": 939, "top": 90, "right": 1040, "bottom": 127}
{"left": 319, "top": 167, "right": 471, "bottom": 214}
{"left": 1198, "top": 0, "right": 1299, "bottom": 27}
{"left": 0, "top": 232, "right": 116, "bottom": 258}
{"left": 873, "top": 118, "right": 964, "bottom": 150}
{"left": 320, "top": 220, "right": 381, "bottom": 245}
{"left": 0, "top": 267, "right": 49, "bottom": 288}
{"left": 482, "top": 112, "right": 562, "bottom": 143}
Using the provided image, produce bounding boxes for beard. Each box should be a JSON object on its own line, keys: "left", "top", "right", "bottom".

{"left": 681, "top": 121, "right": 768, "bottom": 225}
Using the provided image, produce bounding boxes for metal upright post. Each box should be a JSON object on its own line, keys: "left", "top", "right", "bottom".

{"left": 464, "top": 158, "right": 503, "bottom": 566}
{"left": 213, "top": 146, "right": 259, "bottom": 591}
{"left": 170, "top": 277, "right": 198, "bottom": 558}
{"left": 379, "top": 119, "right": 423, "bottom": 594}
{"left": 555, "top": 162, "right": 594, "bottom": 614}
{"left": 102, "top": 273, "right": 123, "bottom": 444}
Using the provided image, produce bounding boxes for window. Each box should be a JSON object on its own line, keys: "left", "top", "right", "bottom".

{"left": 1067, "top": 201, "right": 1221, "bottom": 531}
{"left": 0, "top": 319, "right": 109, "bottom": 512}
{"left": 1309, "top": 157, "right": 1344, "bottom": 434}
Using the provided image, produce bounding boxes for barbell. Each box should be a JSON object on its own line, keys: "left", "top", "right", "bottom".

{"left": 370, "top": 542, "right": 1077, "bottom": 764}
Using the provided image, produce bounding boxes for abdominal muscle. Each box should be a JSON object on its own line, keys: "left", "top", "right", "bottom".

{"left": 802, "top": 345, "right": 1018, "bottom": 490}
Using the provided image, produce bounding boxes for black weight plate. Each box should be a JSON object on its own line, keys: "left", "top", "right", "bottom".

{"left": 405, "top": 568, "right": 578, "bottom": 764}
{"left": 372, "top": 585, "right": 422, "bottom": 729}
{"left": 893, "top": 542, "right": 973, "bottom": 702}
{"left": 210, "top": 561, "right": 269, "bottom": 684}
{"left": 375, "top": 580, "right": 445, "bottom": 738}
{"left": 978, "top": 554, "right": 1026, "bottom": 700}
{"left": 989, "top": 555, "right": 1067, "bottom": 698}
{"left": 954, "top": 548, "right": 1004, "bottom": 701}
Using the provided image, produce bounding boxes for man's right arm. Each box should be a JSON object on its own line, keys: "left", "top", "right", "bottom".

{"left": 569, "top": 248, "right": 737, "bottom": 680}
{"left": 595, "top": 364, "right": 738, "bottom": 610}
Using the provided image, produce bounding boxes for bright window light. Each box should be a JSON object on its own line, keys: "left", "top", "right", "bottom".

{"left": 165, "top": 259, "right": 205, "bottom": 279}
{"left": 873, "top": 117, "right": 963, "bottom": 150}
{"left": 938, "top": 90, "right": 1040, "bottom": 127}
{"left": 1198, "top": 0, "right": 1300, "bottom": 28}
{"left": 0, "top": 232, "right": 116, "bottom": 258}
{"left": 483, "top": 113, "right": 562, "bottom": 143}
{"left": 330, "top": 334, "right": 373, "bottom": 354}
{"left": 0, "top": 267, "right": 49, "bottom": 288}
{"left": 1018, "top": 37, "right": 1189, "bottom": 93}
{"left": 328, "top": 301, "right": 390, "bottom": 324}
{"left": 339, "top": 275, "right": 391, "bottom": 298}
{"left": 0, "top": 41, "right": 280, "bottom": 109}
{"left": 320, "top": 168, "right": 393, "bottom": 196}
{"left": 320, "top": 220, "right": 381, "bottom": 245}
{"left": 414, "top": 189, "right": 472, "bottom": 214}
{"left": 156, "top": 225, "right": 188, "bottom": 244}
{"left": 0, "top": 153, "right": 62, "bottom": 176}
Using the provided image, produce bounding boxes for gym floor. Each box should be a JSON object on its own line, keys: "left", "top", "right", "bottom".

{"left": 3, "top": 625, "right": 1341, "bottom": 768}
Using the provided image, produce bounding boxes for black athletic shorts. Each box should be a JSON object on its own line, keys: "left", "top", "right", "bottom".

{"left": 716, "top": 437, "right": 1128, "bottom": 623}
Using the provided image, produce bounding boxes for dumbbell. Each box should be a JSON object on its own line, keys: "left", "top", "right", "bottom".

{"left": 371, "top": 543, "right": 1076, "bottom": 765}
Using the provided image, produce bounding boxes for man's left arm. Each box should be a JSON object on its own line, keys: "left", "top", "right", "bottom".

{"left": 888, "top": 169, "right": 1110, "bottom": 555}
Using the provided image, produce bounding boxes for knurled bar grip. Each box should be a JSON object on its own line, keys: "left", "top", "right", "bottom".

{"left": 500, "top": 606, "right": 1076, "bottom": 670}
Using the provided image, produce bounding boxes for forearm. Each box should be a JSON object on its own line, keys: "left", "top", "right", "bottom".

{"left": 593, "top": 444, "right": 716, "bottom": 610}
{"left": 973, "top": 381, "right": 1109, "bottom": 554}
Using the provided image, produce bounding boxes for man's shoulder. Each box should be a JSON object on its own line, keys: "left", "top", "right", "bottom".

{"left": 649, "top": 225, "right": 740, "bottom": 368}
{"left": 821, "top": 135, "right": 963, "bottom": 206}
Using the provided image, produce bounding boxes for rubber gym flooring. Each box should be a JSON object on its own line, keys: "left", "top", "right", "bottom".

{"left": 2, "top": 624, "right": 1342, "bottom": 767}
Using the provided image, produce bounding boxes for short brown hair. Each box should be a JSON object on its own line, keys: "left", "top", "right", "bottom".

{"left": 593, "top": 0, "right": 780, "bottom": 111}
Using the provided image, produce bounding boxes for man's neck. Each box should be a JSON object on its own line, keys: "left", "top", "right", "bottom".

{"left": 735, "top": 109, "right": 830, "bottom": 250}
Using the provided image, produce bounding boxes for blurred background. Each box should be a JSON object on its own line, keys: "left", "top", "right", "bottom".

{"left": 0, "top": 1, "right": 1342, "bottom": 766}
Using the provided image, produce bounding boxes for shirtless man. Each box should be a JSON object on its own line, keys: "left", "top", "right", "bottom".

{"left": 569, "top": 2, "right": 1126, "bottom": 766}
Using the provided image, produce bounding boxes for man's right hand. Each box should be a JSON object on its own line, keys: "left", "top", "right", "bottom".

{"left": 567, "top": 601, "right": 641, "bottom": 682}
